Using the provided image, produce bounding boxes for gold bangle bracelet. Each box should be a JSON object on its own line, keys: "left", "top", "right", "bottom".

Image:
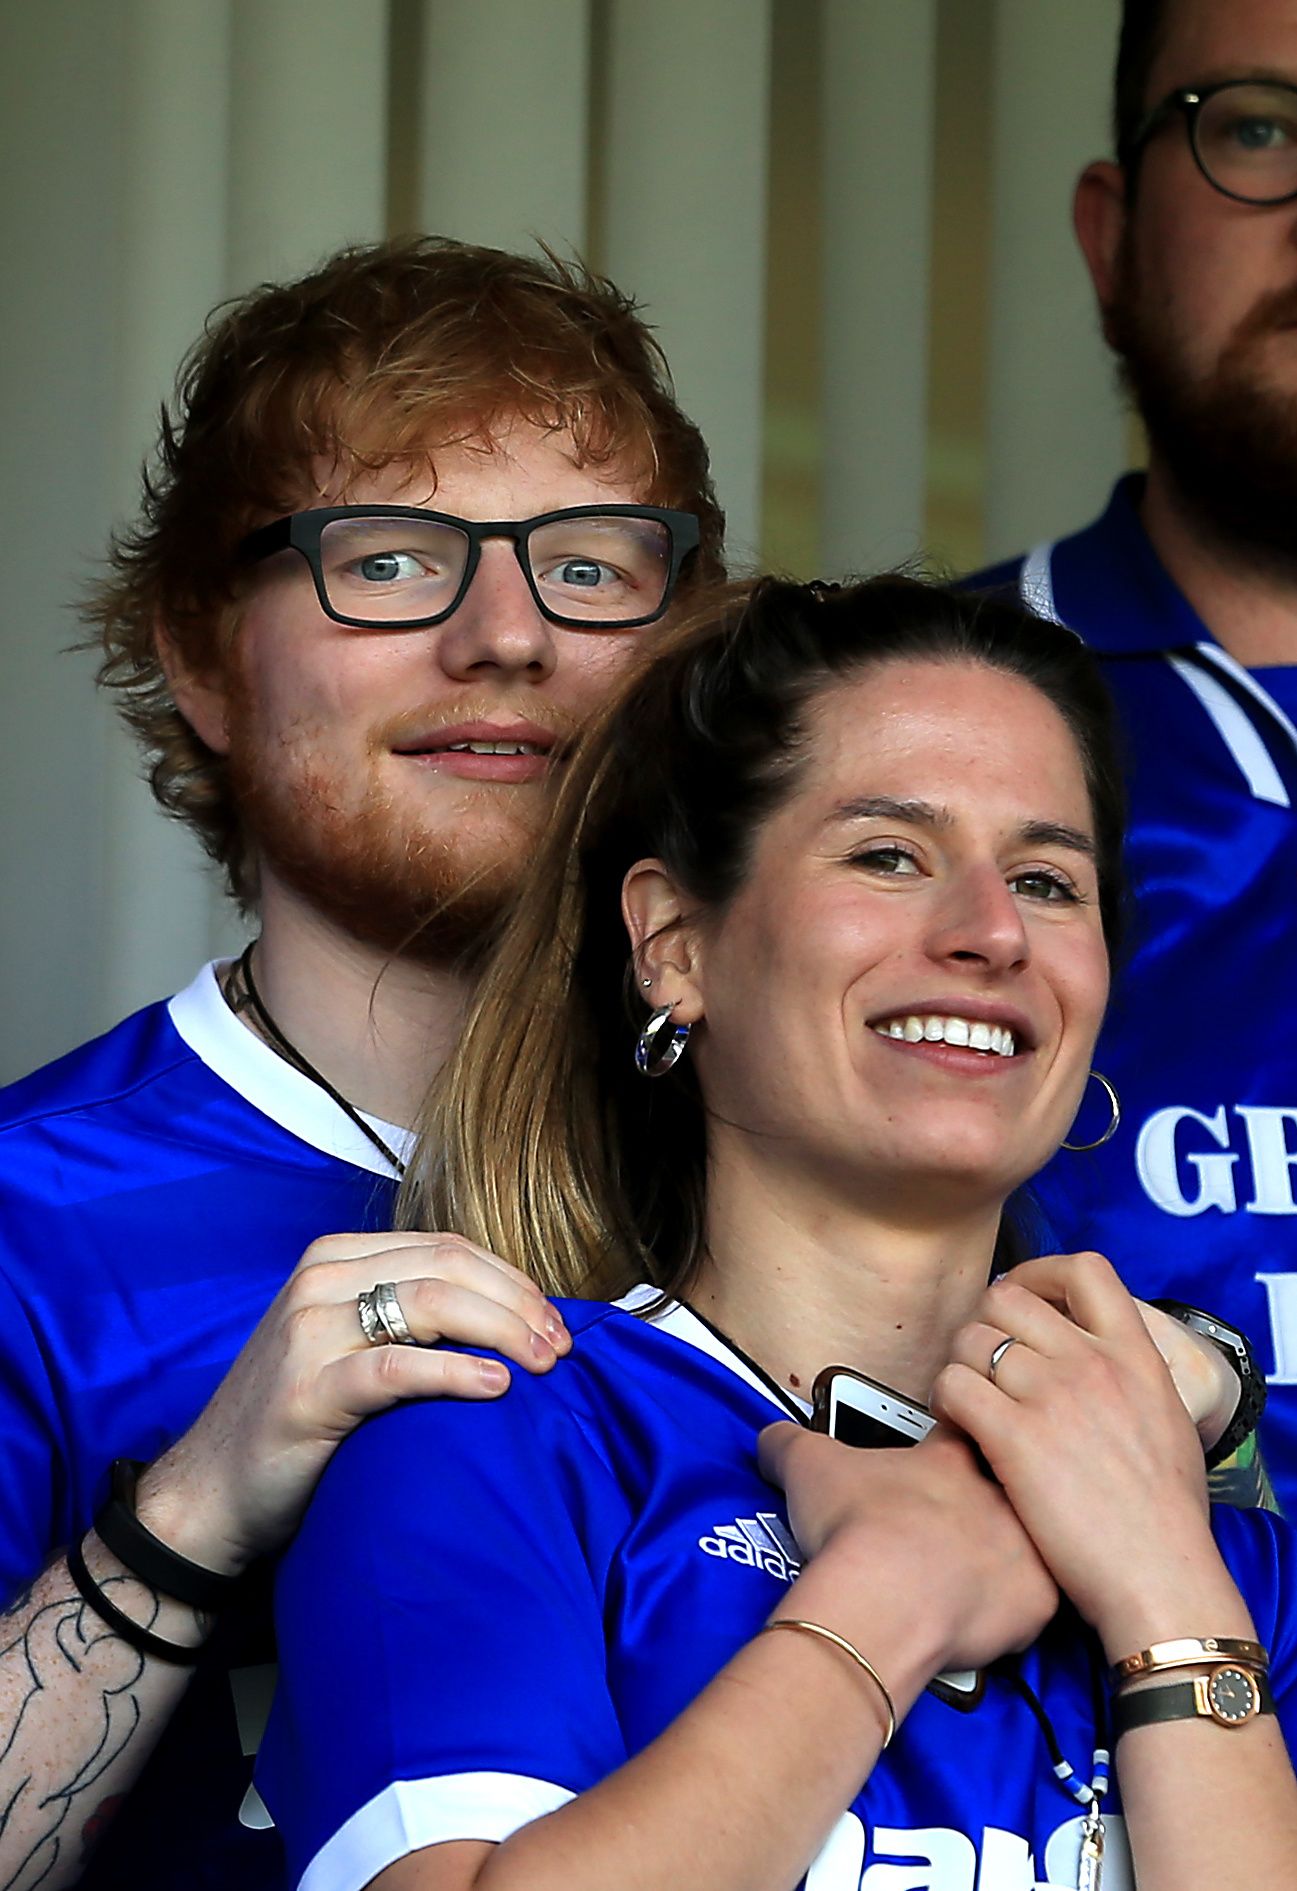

{"left": 1111, "top": 1636, "right": 1268, "bottom": 1687}
{"left": 762, "top": 1618, "right": 897, "bottom": 1747}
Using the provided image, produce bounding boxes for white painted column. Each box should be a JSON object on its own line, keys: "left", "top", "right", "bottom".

{"left": 227, "top": 0, "right": 389, "bottom": 292}
{"left": 100, "top": 0, "right": 239, "bottom": 1027}
{"left": 219, "top": 0, "right": 391, "bottom": 970}
{"left": 415, "top": 0, "right": 591, "bottom": 252}
{"left": 820, "top": 0, "right": 937, "bottom": 578}
{"left": 983, "top": 0, "right": 1126, "bottom": 561}
{"left": 0, "top": 0, "right": 129, "bottom": 1077}
{"left": 600, "top": 0, "right": 772, "bottom": 567}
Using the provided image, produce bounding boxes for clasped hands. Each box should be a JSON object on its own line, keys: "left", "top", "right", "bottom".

{"left": 760, "top": 1253, "right": 1234, "bottom": 1686}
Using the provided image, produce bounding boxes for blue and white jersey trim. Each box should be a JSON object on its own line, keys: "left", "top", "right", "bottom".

{"left": 614, "top": 1282, "right": 813, "bottom": 1418}
{"left": 168, "top": 961, "right": 411, "bottom": 1176}
{"left": 298, "top": 1773, "right": 575, "bottom": 1891}
{"left": 1020, "top": 539, "right": 1297, "bottom": 810}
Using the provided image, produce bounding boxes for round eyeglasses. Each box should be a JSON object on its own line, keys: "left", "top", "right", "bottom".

{"left": 236, "top": 504, "right": 702, "bottom": 633}
{"left": 1128, "top": 78, "right": 1297, "bottom": 206}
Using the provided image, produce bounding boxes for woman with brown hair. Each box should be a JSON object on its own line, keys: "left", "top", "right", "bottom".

{"left": 260, "top": 575, "right": 1297, "bottom": 1891}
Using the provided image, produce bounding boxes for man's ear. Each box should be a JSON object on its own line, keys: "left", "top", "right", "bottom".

{"left": 1074, "top": 159, "right": 1129, "bottom": 347}
{"left": 155, "top": 620, "right": 233, "bottom": 757}
{"left": 621, "top": 859, "right": 707, "bottom": 1024}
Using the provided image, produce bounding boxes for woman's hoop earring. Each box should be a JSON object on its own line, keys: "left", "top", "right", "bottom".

{"left": 1061, "top": 1070, "right": 1121, "bottom": 1152}
{"left": 635, "top": 1004, "right": 691, "bottom": 1078}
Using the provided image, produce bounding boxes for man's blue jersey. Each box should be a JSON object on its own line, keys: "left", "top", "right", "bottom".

{"left": 0, "top": 962, "right": 405, "bottom": 1889}
{"left": 260, "top": 1289, "right": 1297, "bottom": 1891}
{"left": 976, "top": 478, "right": 1297, "bottom": 1515}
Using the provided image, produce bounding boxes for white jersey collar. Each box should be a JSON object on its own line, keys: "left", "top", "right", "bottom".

{"left": 167, "top": 961, "right": 412, "bottom": 1177}
{"left": 613, "top": 1283, "right": 812, "bottom": 1418}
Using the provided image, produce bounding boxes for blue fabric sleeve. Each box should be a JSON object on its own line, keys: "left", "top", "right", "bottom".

{"left": 0, "top": 1259, "right": 63, "bottom": 1600}
{"left": 258, "top": 1366, "right": 631, "bottom": 1891}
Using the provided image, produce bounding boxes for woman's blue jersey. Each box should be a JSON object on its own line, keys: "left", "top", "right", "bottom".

{"left": 0, "top": 962, "right": 403, "bottom": 1889}
{"left": 260, "top": 1290, "right": 1297, "bottom": 1891}
{"left": 977, "top": 478, "right": 1297, "bottom": 1516}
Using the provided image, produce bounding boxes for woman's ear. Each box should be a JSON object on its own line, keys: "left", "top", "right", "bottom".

{"left": 622, "top": 859, "right": 707, "bottom": 1024}
{"left": 156, "top": 620, "right": 233, "bottom": 757}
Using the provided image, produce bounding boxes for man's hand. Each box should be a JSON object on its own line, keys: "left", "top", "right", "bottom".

{"left": 130, "top": 1232, "right": 570, "bottom": 1576}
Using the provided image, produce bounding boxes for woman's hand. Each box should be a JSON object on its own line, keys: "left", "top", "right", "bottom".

{"left": 131, "top": 1232, "right": 570, "bottom": 1576}
{"left": 932, "top": 1252, "right": 1237, "bottom": 1659}
{"left": 758, "top": 1422, "right": 1058, "bottom": 1684}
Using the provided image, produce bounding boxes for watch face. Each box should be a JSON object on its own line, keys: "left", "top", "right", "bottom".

{"left": 1207, "top": 1667, "right": 1260, "bottom": 1724}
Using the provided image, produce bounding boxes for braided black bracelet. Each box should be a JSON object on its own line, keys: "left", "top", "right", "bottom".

{"left": 94, "top": 1459, "right": 238, "bottom": 1612}
{"left": 66, "top": 1532, "right": 204, "bottom": 1666}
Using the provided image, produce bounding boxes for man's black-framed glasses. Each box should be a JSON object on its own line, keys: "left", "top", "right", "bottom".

{"left": 1128, "top": 78, "right": 1297, "bottom": 205}
{"left": 236, "top": 504, "right": 701, "bottom": 632}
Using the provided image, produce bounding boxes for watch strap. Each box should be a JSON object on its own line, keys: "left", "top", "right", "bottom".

{"left": 1114, "top": 1667, "right": 1274, "bottom": 1738}
{"left": 93, "top": 1459, "right": 238, "bottom": 1612}
{"left": 1149, "top": 1298, "right": 1268, "bottom": 1470}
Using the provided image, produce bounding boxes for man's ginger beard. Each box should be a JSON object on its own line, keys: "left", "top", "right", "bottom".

{"left": 223, "top": 669, "right": 565, "bottom": 968}
{"left": 1110, "top": 242, "right": 1297, "bottom": 568}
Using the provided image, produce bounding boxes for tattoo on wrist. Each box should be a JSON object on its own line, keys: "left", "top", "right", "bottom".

{"left": 0, "top": 1567, "right": 163, "bottom": 1888}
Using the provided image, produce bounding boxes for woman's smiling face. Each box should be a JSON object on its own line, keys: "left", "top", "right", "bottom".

{"left": 672, "top": 655, "right": 1111, "bottom": 1217}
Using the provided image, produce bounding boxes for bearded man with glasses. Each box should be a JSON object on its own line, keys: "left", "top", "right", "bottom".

{"left": 0, "top": 236, "right": 722, "bottom": 1891}
{"left": 975, "top": 0, "right": 1297, "bottom": 1516}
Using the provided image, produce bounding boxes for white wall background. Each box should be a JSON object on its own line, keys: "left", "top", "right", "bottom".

{"left": 0, "top": 0, "right": 1124, "bottom": 1083}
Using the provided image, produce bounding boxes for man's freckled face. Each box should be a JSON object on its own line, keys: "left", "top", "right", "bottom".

{"left": 223, "top": 421, "right": 655, "bottom": 959}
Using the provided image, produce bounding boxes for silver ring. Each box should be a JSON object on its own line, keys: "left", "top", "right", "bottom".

{"left": 356, "top": 1286, "right": 385, "bottom": 1345}
{"left": 987, "top": 1336, "right": 1019, "bottom": 1385}
{"left": 373, "top": 1280, "right": 415, "bottom": 1346}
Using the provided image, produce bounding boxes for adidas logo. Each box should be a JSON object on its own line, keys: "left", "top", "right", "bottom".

{"left": 697, "top": 1511, "right": 802, "bottom": 1583}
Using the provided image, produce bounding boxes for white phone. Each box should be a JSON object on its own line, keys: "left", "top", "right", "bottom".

{"left": 811, "top": 1365, "right": 985, "bottom": 1712}
{"left": 812, "top": 1365, "right": 935, "bottom": 1449}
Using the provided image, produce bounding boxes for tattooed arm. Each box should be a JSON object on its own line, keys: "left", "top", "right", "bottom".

{"left": 0, "top": 1541, "right": 202, "bottom": 1891}
{"left": 0, "top": 1230, "right": 567, "bottom": 1887}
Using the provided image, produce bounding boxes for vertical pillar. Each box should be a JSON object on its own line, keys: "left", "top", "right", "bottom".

{"left": 0, "top": 0, "right": 127, "bottom": 1075}
{"left": 820, "top": 0, "right": 937, "bottom": 577}
{"left": 100, "top": 0, "right": 239, "bottom": 1026}
{"left": 983, "top": 0, "right": 1125, "bottom": 560}
{"left": 220, "top": 0, "right": 391, "bottom": 961}
{"left": 227, "top": 0, "right": 389, "bottom": 291}
{"left": 415, "top": 0, "right": 591, "bottom": 253}
{"left": 600, "top": 0, "right": 772, "bottom": 565}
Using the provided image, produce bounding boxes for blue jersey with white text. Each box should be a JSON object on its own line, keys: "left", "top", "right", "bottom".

{"left": 260, "top": 1291, "right": 1297, "bottom": 1891}
{"left": 0, "top": 963, "right": 403, "bottom": 1890}
{"left": 976, "top": 478, "right": 1297, "bottom": 1515}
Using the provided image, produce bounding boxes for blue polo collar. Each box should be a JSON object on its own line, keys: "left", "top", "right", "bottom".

{"left": 1036, "top": 474, "right": 1211, "bottom": 658}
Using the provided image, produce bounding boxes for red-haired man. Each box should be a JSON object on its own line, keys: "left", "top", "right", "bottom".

{"left": 0, "top": 238, "right": 722, "bottom": 1891}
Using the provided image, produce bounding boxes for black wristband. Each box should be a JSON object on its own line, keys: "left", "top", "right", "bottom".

{"left": 1114, "top": 1667, "right": 1274, "bottom": 1738}
{"left": 66, "top": 1532, "right": 204, "bottom": 1666}
{"left": 93, "top": 1459, "right": 238, "bottom": 1613}
{"left": 1149, "top": 1300, "right": 1268, "bottom": 1471}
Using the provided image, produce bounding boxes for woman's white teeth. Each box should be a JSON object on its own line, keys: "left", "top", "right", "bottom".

{"left": 874, "top": 1015, "right": 1016, "bottom": 1056}
{"left": 445, "top": 741, "right": 542, "bottom": 755}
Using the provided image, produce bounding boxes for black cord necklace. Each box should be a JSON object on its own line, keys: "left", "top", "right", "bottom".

{"left": 677, "top": 1297, "right": 808, "bottom": 1421}
{"left": 1006, "top": 1648, "right": 1111, "bottom": 1889}
{"left": 231, "top": 942, "right": 408, "bottom": 1178}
